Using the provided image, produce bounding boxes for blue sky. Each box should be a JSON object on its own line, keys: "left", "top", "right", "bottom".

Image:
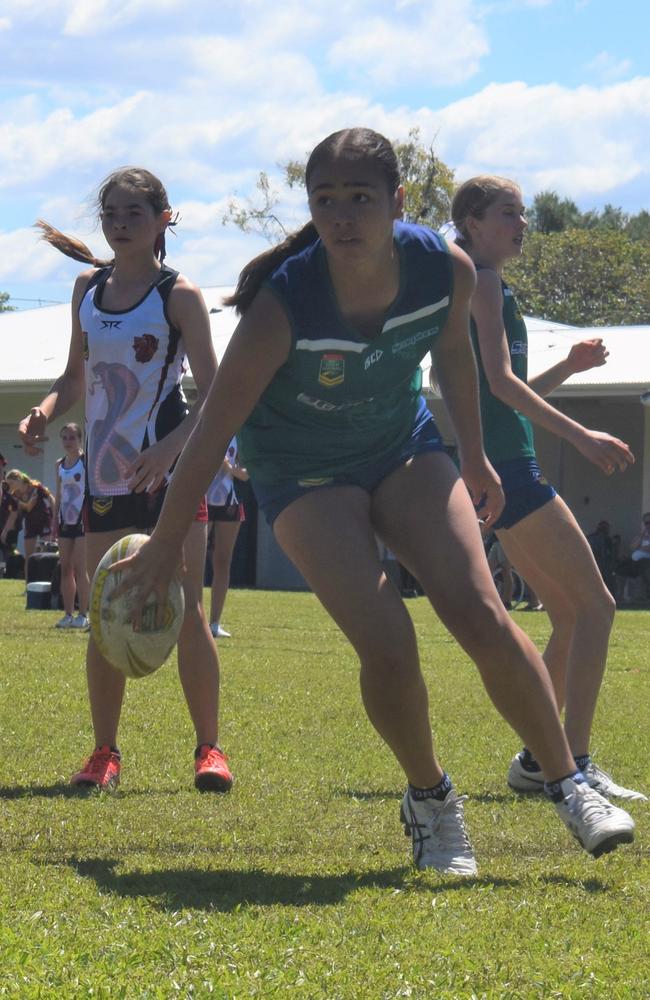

{"left": 0, "top": 0, "right": 648, "bottom": 308}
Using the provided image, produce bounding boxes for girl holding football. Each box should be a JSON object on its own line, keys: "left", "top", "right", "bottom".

{"left": 112, "top": 129, "right": 634, "bottom": 873}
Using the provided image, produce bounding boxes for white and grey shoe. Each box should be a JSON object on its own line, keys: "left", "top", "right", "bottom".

{"left": 209, "top": 622, "right": 231, "bottom": 639}
{"left": 553, "top": 778, "right": 635, "bottom": 857}
{"left": 400, "top": 789, "right": 478, "bottom": 875}
{"left": 582, "top": 762, "right": 647, "bottom": 802}
{"left": 507, "top": 752, "right": 545, "bottom": 793}
{"left": 55, "top": 613, "right": 74, "bottom": 629}
{"left": 71, "top": 614, "right": 90, "bottom": 630}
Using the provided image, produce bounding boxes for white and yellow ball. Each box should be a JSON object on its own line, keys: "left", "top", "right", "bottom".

{"left": 89, "top": 533, "right": 184, "bottom": 679}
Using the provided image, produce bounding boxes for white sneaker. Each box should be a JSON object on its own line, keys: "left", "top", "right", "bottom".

{"left": 400, "top": 789, "right": 477, "bottom": 875}
{"left": 55, "top": 613, "right": 74, "bottom": 629}
{"left": 507, "top": 753, "right": 545, "bottom": 793}
{"left": 209, "top": 622, "right": 231, "bottom": 639}
{"left": 553, "top": 778, "right": 635, "bottom": 857}
{"left": 582, "top": 761, "right": 647, "bottom": 802}
{"left": 71, "top": 614, "right": 90, "bottom": 630}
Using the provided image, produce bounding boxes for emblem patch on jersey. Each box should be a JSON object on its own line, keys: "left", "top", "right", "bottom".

{"left": 511, "top": 341, "right": 527, "bottom": 356}
{"left": 92, "top": 497, "right": 114, "bottom": 517}
{"left": 133, "top": 334, "right": 159, "bottom": 363}
{"left": 318, "top": 353, "right": 345, "bottom": 387}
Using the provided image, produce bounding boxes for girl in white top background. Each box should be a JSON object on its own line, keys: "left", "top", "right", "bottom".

{"left": 53, "top": 422, "right": 89, "bottom": 629}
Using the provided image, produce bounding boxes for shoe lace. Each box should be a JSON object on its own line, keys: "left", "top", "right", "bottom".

{"left": 198, "top": 746, "right": 228, "bottom": 768}
{"left": 437, "top": 795, "right": 472, "bottom": 850}
{"left": 568, "top": 784, "right": 614, "bottom": 822}
{"left": 584, "top": 762, "right": 613, "bottom": 785}
{"left": 84, "top": 747, "right": 113, "bottom": 776}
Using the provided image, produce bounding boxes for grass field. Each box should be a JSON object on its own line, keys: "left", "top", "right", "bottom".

{"left": 0, "top": 579, "right": 648, "bottom": 999}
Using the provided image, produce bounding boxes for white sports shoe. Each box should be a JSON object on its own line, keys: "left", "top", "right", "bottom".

{"left": 55, "top": 613, "right": 74, "bottom": 629}
{"left": 400, "top": 789, "right": 478, "bottom": 875}
{"left": 209, "top": 622, "right": 231, "bottom": 639}
{"left": 582, "top": 762, "right": 647, "bottom": 802}
{"left": 507, "top": 753, "right": 545, "bottom": 793}
{"left": 553, "top": 778, "right": 635, "bottom": 857}
{"left": 71, "top": 614, "right": 90, "bottom": 630}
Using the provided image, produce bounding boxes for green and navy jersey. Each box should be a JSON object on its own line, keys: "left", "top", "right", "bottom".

{"left": 470, "top": 276, "right": 535, "bottom": 464}
{"left": 239, "top": 221, "right": 453, "bottom": 484}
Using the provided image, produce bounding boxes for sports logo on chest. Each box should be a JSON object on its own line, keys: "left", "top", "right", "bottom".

{"left": 100, "top": 320, "right": 123, "bottom": 330}
{"left": 364, "top": 348, "right": 383, "bottom": 371}
{"left": 511, "top": 341, "right": 527, "bottom": 357}
{"left": 318, "top": 353, "right": 345, "bottom": 387}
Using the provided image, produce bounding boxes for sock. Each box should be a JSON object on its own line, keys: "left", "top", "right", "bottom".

{"left": 97, "top": 745, "right": 120, "bottom": 759}
{"left": 409, "top": 772, "right": 453, "bottom": 802}
{"left": 520, "top": 747, "right": 541, "bottom": 772}
{"left": 544, "top": 770, "right": 586, "bottom": 803}
{"left": 195, "top": 743, "right": 216, "bottom": 758}
{"left": 574, "top": 753, "right": 591, "bottom": 772}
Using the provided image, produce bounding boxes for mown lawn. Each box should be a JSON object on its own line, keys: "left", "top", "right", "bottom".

{"left": 0, "top": 580, "right": 648, "bottom": 999}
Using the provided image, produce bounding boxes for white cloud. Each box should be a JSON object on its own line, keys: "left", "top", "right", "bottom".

{"left": 328, "top": 0, "right": 488, "bottom": 86}
{"left": 435, "top": 79, "right": 650, "bottom": 201}
{"left": 0, "top": 17, "right": 12, "bottom": 29}
{"left": 585, "top": 51, "right": 633, "bottom": 83}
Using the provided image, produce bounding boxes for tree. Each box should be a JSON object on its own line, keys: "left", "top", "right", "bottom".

{"left": 505, "top": 228, "right": 650, "bottom": 326}
{"left": 0, "top": 291, "right": 15, "bottom": 312}
{"left": 528, "top": 191, "right": 583, "bottom": 234}
{"left": 223, "top": 129, "right": 455, "bottom": 242}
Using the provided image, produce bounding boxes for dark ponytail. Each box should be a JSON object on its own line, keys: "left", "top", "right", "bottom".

{"left": 223, "top": 222, "right": 319, "bottom": 314}
{"left": 34, "top": 219, "right": 113, "bottom": 267}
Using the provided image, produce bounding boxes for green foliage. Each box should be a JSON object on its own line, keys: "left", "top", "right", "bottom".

{"left": 506, "top": 228, "right": 650, "bottom": 325}
{"left": 0, "top": 290, "right": 16, "bottom": 312}
{"left": 528, "top": 191, "right": 649, "bottom": 242}
{"left": 0, "top": 582, "right": 648, "bottom": 998}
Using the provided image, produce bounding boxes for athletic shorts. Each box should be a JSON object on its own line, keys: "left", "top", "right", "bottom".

{"left": 84, "top": 488, "right": 208, "bottom": 534}
{"left": 253, "top": 414, "right": 445, "bottom": 527}
{"left": 58, "top": 519, "right": 85, "bottom": 540}
{"left": 493, "top": 458, "right": 556, "bottom": 531}
{"left": 208, "top": 503, "right": 245, "bottom": 523}
{"left": 24, "top": 508, "right": 53, "bottom": 541}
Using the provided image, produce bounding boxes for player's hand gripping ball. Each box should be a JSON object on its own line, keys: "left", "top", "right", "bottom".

{"left": 89, "top": 533, "right": 184, "bottom": 678}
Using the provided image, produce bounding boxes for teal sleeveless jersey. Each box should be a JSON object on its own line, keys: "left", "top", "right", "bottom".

{"left": 239, "top": 222, "right": 453, "bottom": 485}
{"left": 470, "top": 278, "right": 535, "bottom": 464}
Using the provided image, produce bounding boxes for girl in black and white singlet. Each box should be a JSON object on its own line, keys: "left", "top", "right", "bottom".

{"left": 206, "top": 436, "right": 249, "bottom": 639}
{"left": 53, "top": 422, "right": 90, "bottom": 630}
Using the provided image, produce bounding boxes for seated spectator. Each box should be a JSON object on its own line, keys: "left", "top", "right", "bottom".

{"left": 617, "top": 513, "right": 650, "bottom": 601}
{"left": 587, "top": 520, "right": 616, "bottom": 597}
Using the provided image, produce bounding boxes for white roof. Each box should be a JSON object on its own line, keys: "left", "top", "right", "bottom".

{"left": 1, "top": 288, "right": 648, "bottom": 397}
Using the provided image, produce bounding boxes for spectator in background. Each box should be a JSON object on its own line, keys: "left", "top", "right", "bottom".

{"left": 0, "top": 455, "right": 22, "bottom": 569}
{"left": 206, "top": 436, "right": 249, "bottom": 639}
{"left": 4, "top": 469, "right": 54, "bottom": 586}
{"left": 587, "top": 520, "right": 616, "bottom": 597}
{"left": 53, "top": 423, "right": 90, "bottom": 629}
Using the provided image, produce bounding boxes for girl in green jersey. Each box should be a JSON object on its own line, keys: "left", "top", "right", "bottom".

{"left": 453, "top": 175, "right": 645, "bottom": 802}
{"left": 112, "top": 130, "right": 636, "bottom": 872}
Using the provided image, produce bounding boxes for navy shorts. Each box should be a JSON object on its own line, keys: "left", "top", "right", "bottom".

{"left": 493, "top": 458, "right": 556, "bottom": 530}
{"left": 84, "top": 488, "right": 208, "bottom": 534}
{"left": 253, "top": 415, "right": 445, "bottom": 527}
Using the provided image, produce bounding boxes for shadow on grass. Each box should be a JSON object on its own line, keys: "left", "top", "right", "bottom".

{"left": 0, "top": 783, "right": 168, "bottom": 800}
{"left": 541, "top": 874, "right": 609, "bottom": 893}
{"left": 67, "top": 858, "right": 520, "bottom": 910}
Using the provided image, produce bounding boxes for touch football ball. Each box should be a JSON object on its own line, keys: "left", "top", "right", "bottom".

{"left": 89, "top": 533, "right": 184, "bottom": 679}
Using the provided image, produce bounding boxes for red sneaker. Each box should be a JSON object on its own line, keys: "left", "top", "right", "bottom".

{"left": 194, "top": 744, "right": 233, "bottom": 793}
{"left": 71, "top": 745, "right": 121, "bottom": 790}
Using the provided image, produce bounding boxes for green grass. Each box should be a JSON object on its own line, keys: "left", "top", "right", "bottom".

{"left": 0, "top": 580, "right": 648, "bottom": 999}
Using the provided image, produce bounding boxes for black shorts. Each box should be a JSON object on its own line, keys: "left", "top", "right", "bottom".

{"left": 84, "top": 489, "right": 209, "bottom": 534}
{"left": 207, "top": 503, "right": 245, "bottom": 523}
{"left": 58, "top": 520, "right": 85, "bottom": 540}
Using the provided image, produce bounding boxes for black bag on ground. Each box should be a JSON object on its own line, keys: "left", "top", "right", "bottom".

{"left": 27, "top": 551, "right": 60, "bottom": 584}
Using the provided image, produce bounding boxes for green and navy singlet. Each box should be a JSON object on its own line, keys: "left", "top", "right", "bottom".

{"left": 239, "top": 222, "right": 454, "bottom": 485}
{"left": 470, "top": 275, "right": 535, "bottom": 464}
